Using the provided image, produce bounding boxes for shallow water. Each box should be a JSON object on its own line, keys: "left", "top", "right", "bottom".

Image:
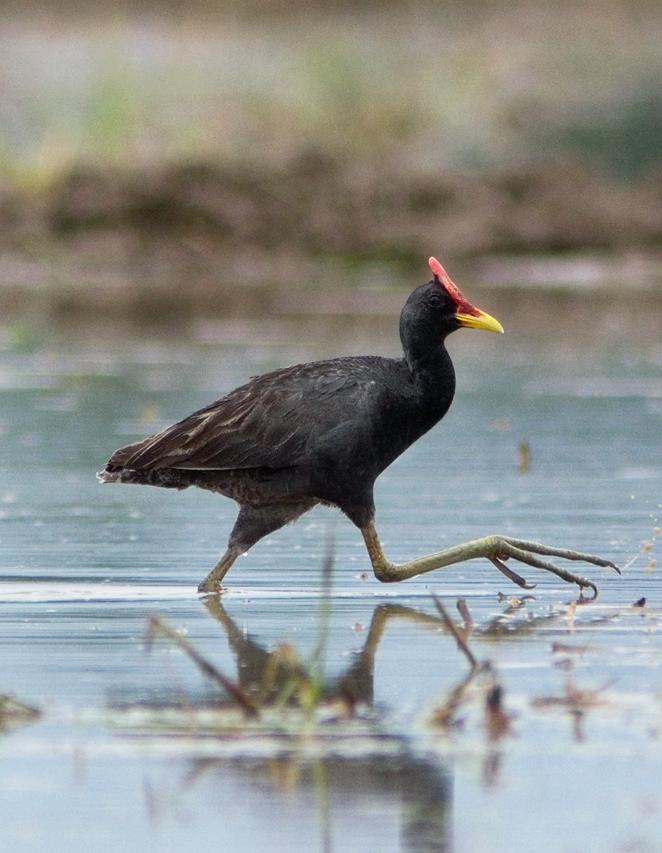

{"left": 1, "top": 305, "right": 661, "bottom": 852}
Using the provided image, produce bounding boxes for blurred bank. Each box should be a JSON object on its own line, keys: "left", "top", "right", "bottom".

{"left": 1, "top": 0, "right": 661, "bottom": 321}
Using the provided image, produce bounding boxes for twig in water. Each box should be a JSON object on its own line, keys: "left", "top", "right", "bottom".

{"left": 485, "top": 684, "right": 512, "bottom": 742}
{"left": 456, "top": 598, "right": 474, "bottom": 636}
{"left": 497, "top": 592, "right": 536, "bottom": 611}
{"left": 518, "top": 440, "right": 531, "bottom": 474}
{"left": 432, "top": 593, "right": 477, "bottom": 671}
{"left": 429, "top": 596, "right": 488, "bottom": 729}
{"left": 429, "top": 669, "right": 478, "bottom": 728}
{"left": 146, "top": 615, "right": 259, "bottom": 718}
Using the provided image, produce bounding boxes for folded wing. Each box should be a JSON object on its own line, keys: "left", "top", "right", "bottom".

{"left": 105, "top": 357, "right": 390, "bottom": 473}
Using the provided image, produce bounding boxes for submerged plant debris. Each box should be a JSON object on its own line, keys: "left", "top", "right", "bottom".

{"left": 0, "top": 695, "right": 40, "bottom": 732}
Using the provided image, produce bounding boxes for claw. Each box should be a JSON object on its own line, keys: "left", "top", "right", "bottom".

{"left": 577, "top": 579, "right": 598, "bottom": 600}
{"left": 506, "top": 538, "right": 619, "bottom": 573}
{"left": 490, "top": 557, "right": 537, "bottom": 590}
{"left": 504, "top": 543, "right": 603, "bottom": 599}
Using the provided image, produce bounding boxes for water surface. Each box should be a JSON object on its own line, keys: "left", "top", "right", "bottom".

{"left": 1, "top": 300, "right": 661, "bottom": 852}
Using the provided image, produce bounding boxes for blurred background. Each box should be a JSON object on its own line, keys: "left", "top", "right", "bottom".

{"left": 1, "top": 0, "right": 661, "bottom": 323}
{"left": 2, "top": 9, "right": 662, "bottom": 851}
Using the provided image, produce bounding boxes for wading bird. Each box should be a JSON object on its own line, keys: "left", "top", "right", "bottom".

{"left": 98, "top": 257, "right": 619, "bottom": 595}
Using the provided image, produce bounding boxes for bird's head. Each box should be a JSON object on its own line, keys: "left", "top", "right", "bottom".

{"left": 401, "top": 256, "right": 504, "bottom": 343}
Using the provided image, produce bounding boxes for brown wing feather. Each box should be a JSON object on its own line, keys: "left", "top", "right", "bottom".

{"left": 105, "top": 357, "right": 388, "bottom": 473}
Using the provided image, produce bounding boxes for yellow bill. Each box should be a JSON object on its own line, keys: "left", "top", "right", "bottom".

{"left": 455, "top": 308, "right": 504, "bottom": 334}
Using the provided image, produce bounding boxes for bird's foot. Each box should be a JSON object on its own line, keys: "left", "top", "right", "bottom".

{"left": 486, "top": 535, "right": 621, "bottom": 600}
{"left": 196, "top": 547, "right": 241, "bottom": 594}
{"left": 362, "top": 523, "right": 619, "bottom": 598}
{"left": 197, "top": 580, "right": 226, "bottom": 595}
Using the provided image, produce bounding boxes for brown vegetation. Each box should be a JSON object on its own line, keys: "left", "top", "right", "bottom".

{"left": 2, "top": 155, "right": 661, "bottom": 318}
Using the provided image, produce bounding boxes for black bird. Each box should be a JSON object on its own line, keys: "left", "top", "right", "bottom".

{"left": 98, "top": 256, "right": 619, "bottom": 595}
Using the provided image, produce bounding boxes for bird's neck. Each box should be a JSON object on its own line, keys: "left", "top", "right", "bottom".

{"left": 404, "top": 338, "right": 456, "bottom": 416}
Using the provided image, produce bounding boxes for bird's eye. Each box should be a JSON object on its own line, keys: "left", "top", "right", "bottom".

{"left": 428, "top": 292, "right": 443, "bottom": 307}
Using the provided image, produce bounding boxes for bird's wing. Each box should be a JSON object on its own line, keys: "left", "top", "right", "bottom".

{"left": 106, "top": 357, "right": 395, "bottom": 472}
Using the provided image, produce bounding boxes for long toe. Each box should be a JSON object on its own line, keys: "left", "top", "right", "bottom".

{"left": 503, "top": 544, "right": 599, "bottom": 597}
{"left": 506, "top": 539, "right": 620, "bottom": 572}
{"left": 490, "top": 556, "right": 536, "bottom": 589}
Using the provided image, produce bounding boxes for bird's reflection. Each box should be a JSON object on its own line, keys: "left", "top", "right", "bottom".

{"left": 136, "top": 594, "right": 571, "bottom": 851}
{"left": 201, "top": 595, "right": 448, "bottom": 709}
{"left": 179, "top": 751, "right": 452, "bottom": 853}
{"left": 179, "top": 596, "right": 564, "bottom": 850}
{"left": 178, "top": 597, "right": 455, "bottom": 852}
{"left": 200, "top": 592, "right": 564, "bottom": 708}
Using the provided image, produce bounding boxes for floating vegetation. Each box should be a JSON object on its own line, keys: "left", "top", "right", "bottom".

{"left": 531, "top": 671, "right": 614, "bottom": 742}
{"left": 0, "top": 695, "right": 41, "bottom": 732}
{"left": 518, "top": 440, "right": 531, "bottom": 474}
{"left": 428, "top": 596, "right": 513, "bottom": 744}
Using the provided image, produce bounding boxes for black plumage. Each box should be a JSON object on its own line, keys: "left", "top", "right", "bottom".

{"left": 99, "top": 257, "right": 618, "bottom": 594}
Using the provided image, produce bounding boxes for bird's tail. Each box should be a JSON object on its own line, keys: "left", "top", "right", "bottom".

{"left": 96, "top": 468, "right": 129, "bottom": 484}
{"left": 96, "top": 466, "right": 189, "bottom": 490}
{"left": 97, "top": 437, "right": 161, "bottom": 485}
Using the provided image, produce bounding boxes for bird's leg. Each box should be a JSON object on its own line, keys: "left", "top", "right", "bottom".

{"left": 197, "top": 546, "right": 242, "bottom": 594}
{"left": 197, "top": 501, "right": 317, "bottom": 594}
{"left": 362, "top": 522, "right": 620, "bottom": 599}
